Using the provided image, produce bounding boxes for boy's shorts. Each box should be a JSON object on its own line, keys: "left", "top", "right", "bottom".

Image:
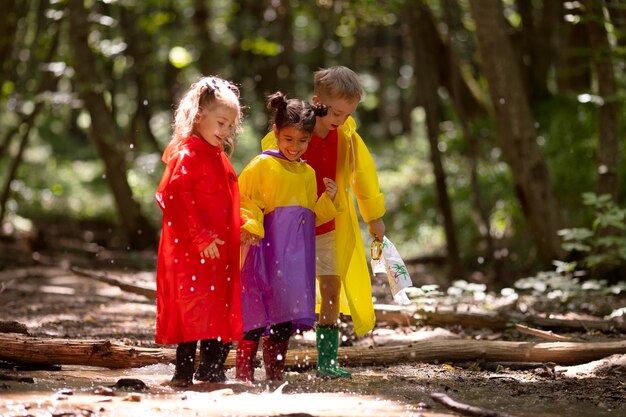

{"left": 315, "top": 230, "right": 339, "bottom": 276}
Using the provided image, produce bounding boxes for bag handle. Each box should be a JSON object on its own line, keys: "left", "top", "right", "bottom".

{"left": 370, "top": 238, "right": 383, "bottom": 261}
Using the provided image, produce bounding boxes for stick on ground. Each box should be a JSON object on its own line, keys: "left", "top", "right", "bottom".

{"left": 431, "top": 392, "right": 517, "bottom": 417}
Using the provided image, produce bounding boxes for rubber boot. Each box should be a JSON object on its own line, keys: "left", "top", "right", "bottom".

{"left": 316, "top": 325, "right": 351, "bottom": 379}
{"left": 236, "top": 339, "right": 260, "bottom": 382}
{"left": 171, "top": 341, "right": 197, "bottom": 387}
{"left": 262, "top": 337, "right": 289, "bottom": 381}
{"left": 194, "top": 339, "right": 232, "bottom": 382}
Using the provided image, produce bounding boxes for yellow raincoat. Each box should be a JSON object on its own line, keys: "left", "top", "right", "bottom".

{"left": 261, "top": 117, "right": 385, "bottom": 336}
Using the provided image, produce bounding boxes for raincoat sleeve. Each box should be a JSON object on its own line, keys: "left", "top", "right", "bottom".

{"left": 349, "top": 130, "right": 386, "bottom": 223}
{"left": 162, "top": 153, "right": 219, "bottom": 253}
{"left": 312, "top": 168, "right": 343, "bottom": 226}
{"left": 238, "top": 158, "right": 266, "bottom": 238}
{"left": 314, "top": 193, "right": 342, "bottom": 226}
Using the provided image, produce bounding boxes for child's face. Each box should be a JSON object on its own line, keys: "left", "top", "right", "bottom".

{"left": 195, "top": 104, "right": 239, "bottom": 147}
{"left": 313, "top": 95, "right": 359, "bottom": 135}
{"left": 275, "top": 125, "right": 311, "bottom": 161}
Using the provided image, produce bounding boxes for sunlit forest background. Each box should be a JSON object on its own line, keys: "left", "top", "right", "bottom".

{"left": 1, "top": 0, "right": 624, "bottom": 289}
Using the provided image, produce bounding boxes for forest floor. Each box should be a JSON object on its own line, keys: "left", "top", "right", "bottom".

{"left": 0, "top": 226, "right": 625, "bottom": 417}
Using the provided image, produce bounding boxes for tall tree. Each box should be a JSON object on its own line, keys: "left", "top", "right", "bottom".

{"left": 516, "top": 0, "right": 562, "bottom": 99}
{"left": 442, "top": 0, "right": 503, "bottom": 284}
{"left": 584, "top": 0, "right": 620, "bottom": 202}
{"left": 468, "top": 0, "right": 564, "bottom": 267}
{"left": 0, "top": 0, "right": 21, "bottom": 92}
{"left": 119, "top": 3, "right": 161, "bottom": 153}
{"left": 0, "top": 0, "right": 59, "bottom": 224}
{"left": 555, "top": 2, "right": 592, "bottom": 92}
{"left": 67, "top": 0, "right": 156, "bottom": 250}
{"left": 193, "top": 0, "right": 220, "bottom": 76}
{"left": 406, "top": 1, "right": 463, "bottom": 279}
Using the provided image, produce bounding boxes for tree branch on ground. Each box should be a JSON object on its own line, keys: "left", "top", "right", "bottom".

{"left": 431, "top": 392, "right": 517, "bottom": 417}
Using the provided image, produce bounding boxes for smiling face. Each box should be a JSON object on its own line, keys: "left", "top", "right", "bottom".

{"left": 194, "top": 104, "right": 239, "bottom": 147}
{"left": 312, "top": 95, "right": 359, "bottom": 138}
{"left": 275, "top": 125, "right": 311, "bottom": 161}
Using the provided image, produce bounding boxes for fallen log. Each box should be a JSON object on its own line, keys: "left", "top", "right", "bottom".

{"left": 417, "top": 309, "right": 626, "bottom": 333}
{"left": 1, "top": 333, "right": 625, "bottom": 370}
{"left": 69, "top": 266, "right": 156, "bottom": 300}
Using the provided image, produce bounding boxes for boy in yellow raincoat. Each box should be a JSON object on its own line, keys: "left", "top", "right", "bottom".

{"left": 262, "top": 66, "right": 386, "bottom": 378}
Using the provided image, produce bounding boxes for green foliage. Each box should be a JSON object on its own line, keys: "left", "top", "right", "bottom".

{"left": 533, "top": 95, "right": 598, "bottom": 217}
{"left": 240, "top": 37, "right": 282, "bottom": 56}
{"left": 559, "top": 193, "right": 626, "bottom": 270}
{"left": 514, "top": 265, "right": 625, "bottom": 317}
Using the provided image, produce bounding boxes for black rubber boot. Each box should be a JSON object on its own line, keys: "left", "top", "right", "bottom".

{"left": 194, "top": 339, "right": 232, "bottom": 382}
{"left": 170, "top": 341, "right": 197, "bottom": 388}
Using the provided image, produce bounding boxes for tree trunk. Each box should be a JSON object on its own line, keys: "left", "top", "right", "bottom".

{"left": 419, "top": 0, "right": 489, "bottom": 120}
{"left": 276, "top": 1, "right": 296, "bottom": 89}
{"left": 584, "top": 0, "right": 620, "bottom": 203}
{"left": 0, "top": 0, "right": 20, "bottom": 85}
{"left": 0, "top": 121, "right": 32, "bottom": 224}
{"left": 442, "top": 0, "right": 503, "bottom": 285}
{"left": 408, "top": 1, "right": 464, "bottom": 280}
{"left": 1, "top": 333, "right": 624, "bottom": 369}
{"left": 606, "top": 0, "right": 626, "bottom": 48}
{"left": 555, "top": 3, "right": 592, "bottom": 92}
{"left": 0, "top": 23, "right": 60, "bottom": 224}
{"left": 67, "top": 0, "right": 156, "bottom": 250}
{"left": 516, "top": 0, "right": 561, "bottom": 99}
{"left": 469, "top": 0, "right": 564, "bottom": 267}
{"left": 193, "top": 0, "right": 219, "bottom": 76}
{"left": 119, "top": 4, "right": 161, "bottom": 154}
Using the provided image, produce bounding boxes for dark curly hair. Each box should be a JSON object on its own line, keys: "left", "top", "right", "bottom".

{"left": 266, "top": 91, "right": 328, "bottom": 135}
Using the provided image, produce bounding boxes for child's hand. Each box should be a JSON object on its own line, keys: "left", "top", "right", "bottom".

{"left": 367, "top": 218, "right": 385, "bottom": 242}
{"left": 323, "top": 177, "right": 338, "bottom": 201}
{"left": 200, "top": 238, "right": 225, "bottom": 259}
{"left": 241, "top": 230, "right": 260, "bottom": 246}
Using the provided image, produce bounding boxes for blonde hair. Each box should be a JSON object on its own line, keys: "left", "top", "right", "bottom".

{"left": 171, "top": 76, "right": 243, "bottom": 156}
{"left": 313, "top": 66, "right": 364, "bottom": 102}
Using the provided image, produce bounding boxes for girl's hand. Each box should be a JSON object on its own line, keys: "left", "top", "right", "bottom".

{"left": 241, "top": 230, "right": 260, "bottom": 246}
{"left": 323, "top": 177, "right": 338, "bottom": 201}
{"left": 200, "top": 238, "right": 225, "bottom": 259}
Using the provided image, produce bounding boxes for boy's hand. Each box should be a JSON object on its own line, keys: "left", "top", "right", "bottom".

{"left": 323, "top": 177, "right": 338, "bottom": 201}
{"left": 201, "top": 238, "right": 225, "bottom": 259}
{"left": 367, "top": 218, "right": 385, "bottom": 241}
{"left": 241, "top": 230, "right": 260, "bottom": 246}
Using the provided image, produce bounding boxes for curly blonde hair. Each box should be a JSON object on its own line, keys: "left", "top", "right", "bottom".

{"left": 170, "top": 76, "right": 243, "bottom": 156}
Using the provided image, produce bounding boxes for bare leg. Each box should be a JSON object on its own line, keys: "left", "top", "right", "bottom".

{"left": 318, "top": 274, "right": 341, "bottom": 325}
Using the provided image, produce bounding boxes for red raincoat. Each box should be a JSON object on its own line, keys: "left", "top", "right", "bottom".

{"left": 154, "top": 136, "right": 242, "bottom": 345}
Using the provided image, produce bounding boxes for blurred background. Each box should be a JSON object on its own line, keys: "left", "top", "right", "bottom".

{"left": 1, "top": 0, "right": 624, "bottom": 289}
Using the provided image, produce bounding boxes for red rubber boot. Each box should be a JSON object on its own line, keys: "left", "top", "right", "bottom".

{"left": 236, "top": 340, "right": 259, "bottom": 382}
{"left": 262, "top": 337, "right": 289, "bottom": 381}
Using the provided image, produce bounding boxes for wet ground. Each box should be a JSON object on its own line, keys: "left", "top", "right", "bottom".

{"left": 0, "top": 246, "right": 625, "bottom": 417}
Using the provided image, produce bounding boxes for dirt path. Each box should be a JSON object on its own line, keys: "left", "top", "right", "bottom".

{"left": 0, "top": 260, "right": 625, "bottom": 416}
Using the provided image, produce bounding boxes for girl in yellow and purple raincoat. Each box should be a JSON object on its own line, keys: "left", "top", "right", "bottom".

{"left": 261, "top": 66, "right": 386, "bottom": 379}
{"left": 236, "top": 92, "right": 341, "bottom": 382}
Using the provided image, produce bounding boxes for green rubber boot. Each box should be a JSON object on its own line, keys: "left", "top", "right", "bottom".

{"left": 316, "top": 325, "right": 352, "bottom": 379}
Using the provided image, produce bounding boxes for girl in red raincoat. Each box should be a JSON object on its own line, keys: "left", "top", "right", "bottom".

{"left": 155, "top": 76, "right": 243, "bottom": 388}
